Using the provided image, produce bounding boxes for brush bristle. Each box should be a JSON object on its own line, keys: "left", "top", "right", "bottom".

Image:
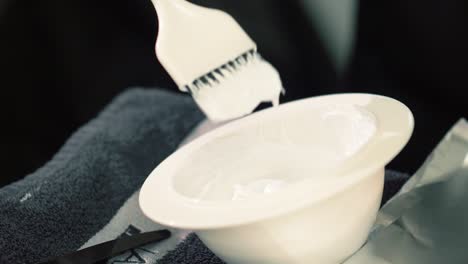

{"left": 183, "top": 49, "right": 259, "bottom": 94}
{"left": 183, "top": 49, "right": 283, "bottom": 121}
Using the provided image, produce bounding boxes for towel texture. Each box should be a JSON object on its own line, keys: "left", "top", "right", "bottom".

{"left": 0, "top": 88, "right": 204, "bottom": 264}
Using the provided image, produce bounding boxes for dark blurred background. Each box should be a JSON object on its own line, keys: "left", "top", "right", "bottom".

{"left": 0, "top": 0, "right": 466, "bottom": 187}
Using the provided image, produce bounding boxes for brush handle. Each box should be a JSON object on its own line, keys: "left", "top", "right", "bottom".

{"left": 40, "top": 230, "right": 171, "bottom": 264}
{"left": 151, "top": 0, "right": 256, "bottom": 90}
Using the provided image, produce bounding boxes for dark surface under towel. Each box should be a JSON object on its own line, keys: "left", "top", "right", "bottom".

{"left": 0, "top": 88, "right": 410, "bottom": 264}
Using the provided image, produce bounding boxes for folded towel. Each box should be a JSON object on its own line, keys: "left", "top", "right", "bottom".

{"left": 0, "top": 88, "right": 204, "bottom": 264}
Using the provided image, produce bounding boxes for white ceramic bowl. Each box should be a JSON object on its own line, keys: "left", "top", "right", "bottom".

{"left": 140, "top": 93, "right": 414, "bottom": 264}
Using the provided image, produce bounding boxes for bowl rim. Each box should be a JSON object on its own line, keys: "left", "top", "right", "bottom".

{"left": 139, "top": 93, "right": 414, "bottom": 230}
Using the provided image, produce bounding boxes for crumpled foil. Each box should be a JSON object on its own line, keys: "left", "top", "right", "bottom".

{"left": 345, "top": 118, "right": 468, "bottom": 264}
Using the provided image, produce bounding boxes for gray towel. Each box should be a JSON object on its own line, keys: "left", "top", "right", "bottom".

{"left": 0, "top": 88, "right": 204, "bottom": 264}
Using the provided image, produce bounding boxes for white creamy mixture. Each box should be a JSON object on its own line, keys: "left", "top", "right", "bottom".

{"left": 190, "top": 53, "right": 283, "bottom": 121}
{"left": 175, "top": 104, "right": 377, "bottom": 202}
{"left": 228, "top": 105, "right": 376, "bottom": 201}
{"left": 232, "top": 179, "right": 286, "bottom": 201}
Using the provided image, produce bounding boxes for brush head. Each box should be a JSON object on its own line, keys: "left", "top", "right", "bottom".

{"left": 153, "top": 0, "right": 283, "bottom": 121}
{"left": 187, "top": 51, "right": 283, "bottom": 121}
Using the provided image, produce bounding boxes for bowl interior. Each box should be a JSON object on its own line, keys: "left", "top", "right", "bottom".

{"left": 173, "top": 104, "right": 377, "bottom": 202}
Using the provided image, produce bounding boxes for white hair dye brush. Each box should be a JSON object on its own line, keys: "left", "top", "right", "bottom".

{"left": 151, "top": 0, "right": 284, "bottom": 121}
